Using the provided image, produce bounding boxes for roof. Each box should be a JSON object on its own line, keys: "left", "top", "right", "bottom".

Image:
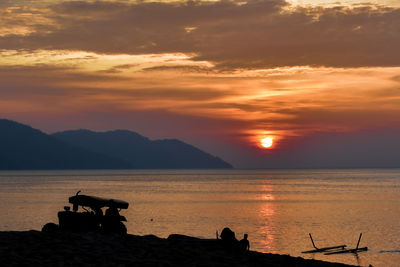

{"left": 69, "top": 194, "right": 129, "bottom": 209}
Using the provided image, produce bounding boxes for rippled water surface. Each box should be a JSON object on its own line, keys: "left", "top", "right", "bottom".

{"left": 0, "top": 169, "right": 399, "bottom": 266}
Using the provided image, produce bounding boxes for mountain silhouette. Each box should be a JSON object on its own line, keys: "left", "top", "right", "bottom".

{"left": 0, "top": 119, "right": 131, "bottom": 170}
{"left": 52, "top": 129, "right": 233, "bottom": 169}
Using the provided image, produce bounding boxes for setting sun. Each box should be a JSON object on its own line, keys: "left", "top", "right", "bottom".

{"left": 260, "top": 137, "right": 274, "bottom": 148}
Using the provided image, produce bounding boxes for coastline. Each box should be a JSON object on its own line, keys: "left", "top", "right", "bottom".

{"left": 0, "top": 230, "right": 356, "bottom": 267}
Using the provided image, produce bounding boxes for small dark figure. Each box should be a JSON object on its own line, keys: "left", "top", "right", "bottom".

{"left": 103, "top": 203, "right": 124, "bottom": 233}
{"left": 93, "top": 206, "right": 103, "bottom": 217}
{"left": 221, "top": 227, "right": 236, "bottom": 242}
{"left": 220, "top": 227, "right": 239, "bottom": 250}
{"left": 239, "top": 233, "right": 250, "bottom": 251}
{"left": 105, "top": 205, "right": 119, "bottom": 217}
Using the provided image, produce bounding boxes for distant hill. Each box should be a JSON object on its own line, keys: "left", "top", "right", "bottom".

{"left": 52, "top": 129, "right": 233, "bottom": 169}
{"left": 0, "top": 119, "right": 131, "bottom": 170}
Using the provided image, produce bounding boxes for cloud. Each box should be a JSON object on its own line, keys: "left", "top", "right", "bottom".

{"left": 391, "top": 75, "right": 400, "bottom": 82}
{"left": 2, "top": 1, "right": 400, "bottom": 167}
{"left": 0, "top": 0, "right": 399, "bottom": 68}
{"left": 2, "top": 62, "right": 400, "bottom": 167}
{"left": 2, "top": 61, "right": 399, "bottom": 135}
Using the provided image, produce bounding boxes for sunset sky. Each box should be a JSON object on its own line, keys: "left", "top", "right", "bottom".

{"left": 1, "top": 0, "right": 400, "bottom": 168}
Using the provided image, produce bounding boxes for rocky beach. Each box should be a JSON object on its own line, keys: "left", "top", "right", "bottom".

{"left": 0, "top": 231, "right": 356, "bottom": 267}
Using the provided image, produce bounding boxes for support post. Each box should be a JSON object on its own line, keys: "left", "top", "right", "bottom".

{"left": 356, "top": 233, "right": 362, "bottom": 249}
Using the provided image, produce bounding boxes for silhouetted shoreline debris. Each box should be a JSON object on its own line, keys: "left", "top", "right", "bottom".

{"left": 0, "top": 231, "right": 356, "bottom": 267}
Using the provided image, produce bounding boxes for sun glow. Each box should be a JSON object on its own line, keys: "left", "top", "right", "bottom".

{"left": 260, "top": 137, "right": 274, "bottom": 148}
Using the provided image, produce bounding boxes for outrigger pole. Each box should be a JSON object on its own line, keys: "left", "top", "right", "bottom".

{"left": 302, "top": 233, "right": 347, "bottom": 253}
{"left": 324, "top": 233, "right": 368, "bottom": 255}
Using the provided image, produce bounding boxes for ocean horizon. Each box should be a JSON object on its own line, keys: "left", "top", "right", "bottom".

{"left": 1, "top": 169, "right": 399, "bottom": 266}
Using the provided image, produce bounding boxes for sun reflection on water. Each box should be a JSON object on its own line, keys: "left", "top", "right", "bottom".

{"left": 256, "top": 184, "right": 277, "bottom": 253}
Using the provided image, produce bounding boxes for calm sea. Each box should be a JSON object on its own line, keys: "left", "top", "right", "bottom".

{"left": 0, "top": 169, "right": 399, "bottom": 266}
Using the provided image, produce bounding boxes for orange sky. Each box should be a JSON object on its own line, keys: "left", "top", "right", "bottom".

{"left": 1, "top": 0, "right": 400, "bottom": 167}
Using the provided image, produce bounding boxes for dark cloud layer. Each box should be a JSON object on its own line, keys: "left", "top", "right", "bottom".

{"left": 1, "top": 0, "right": 399, "bottom": 68}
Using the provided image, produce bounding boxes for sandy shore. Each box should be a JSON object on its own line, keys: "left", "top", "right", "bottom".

{"left": 0, "top": 231, "right": 355, "bottom": 267}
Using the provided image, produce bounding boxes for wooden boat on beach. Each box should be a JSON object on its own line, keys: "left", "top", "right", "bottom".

{"left": 324, "top": 233, "right": 368, "bottom": 255}
{"left": 302, "top": 233, "right": 368, "bottom": 255}
{"left": 302, "top": 233, "right": 347, "bottom": 253}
